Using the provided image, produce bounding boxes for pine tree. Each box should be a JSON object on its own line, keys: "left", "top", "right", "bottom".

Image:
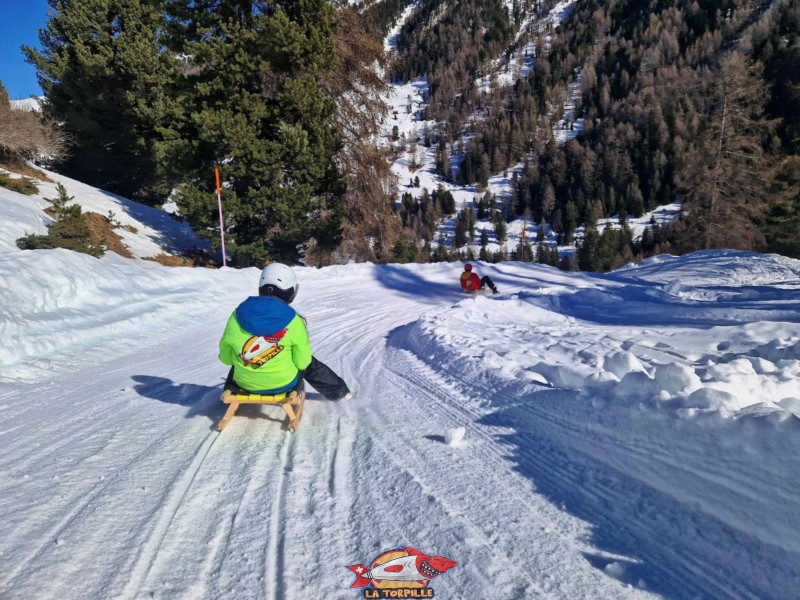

{"left": 47, "top": 183, "right": 75, "bottom": 218}
{"left": 478, "top": 191, "right": 492, "bottom": 219}
{"left": 478, "top": 153, "right": 491, "bottom": 189}
{"left": 578, "top": 227, "right": 600, "bottom": 271}
{"left": 393, "top": 237, "right": 419, "bottom": 263}
{"left": 439, "top": 188, "right": 456, "bottom": 215}
{"left": 640, "top": 226, "right": 655, "bottom": 254}
{"left": 467, "top": 207, "right": 476, "bottom": 241}
{"left": 160, "top": 0, "right": 345, "bottom": 262}
{"left": 494, "top": 213, "right": 508, "bottom": 244}
{"left": 454, "top": 209, "right": 469, "bottom": 247}
{"left": 431, "top": 232, "right": 449, "bottom": 261}
{"left": 679, "top": 54, "right": 776, "bottom": 250}
{"left": 597, "top": 227, "right": 620, "bottom": 271}
{"left": 564, "top": 200, "right": 578, "bottom": 244}
{"left": 765, "top": 157, "right": 800, "bottom": 257}
{"left": 435, "top": 139, "right": 450, "bottom": 178}
{"left": 558, "top": 253, "right": 575, "bottom": 271}
{"left": 24, "top": 0, "right": 175, "bottom": 203}
{"left": 536, "top": 242, "right": 547, "bottom": 264}
{"left": 541, "top": 181, "right": 556, "bottom": 218}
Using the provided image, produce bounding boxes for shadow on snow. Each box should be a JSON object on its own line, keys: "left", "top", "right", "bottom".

{"left": 374, "top": 264, "right": 463, "bottom": 302}
{"left": 130, "top": 374, "right": 325, "bottom": 430}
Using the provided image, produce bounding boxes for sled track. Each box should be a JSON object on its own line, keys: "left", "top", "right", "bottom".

{"left": 0, "top": 412, "right": 204, "bottom": 596}
{"left": 264, "top": 433, "right": 293, "bottom": 600}
{"left": 121, "top": 429, "right": 223, "bottom": 599}
{"left": 388, "top": 342, "right": 796, "bottom": 599}
{"left": 204, "top": 433, "right": 287, "bottom": 595}
{"left": 370, "top": 347, "right": 562, "bottom": 597}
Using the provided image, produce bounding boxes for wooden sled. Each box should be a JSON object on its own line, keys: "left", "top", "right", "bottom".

{"left": 216, "top": 389, "right": 305, "bottom": 432}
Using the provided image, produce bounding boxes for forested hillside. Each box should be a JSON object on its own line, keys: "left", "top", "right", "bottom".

{"left": 392, "top": 0, "right": 799, "bottom": 267}
{"left": 12, "top": 0, "right": 799, "bottom": 268}
{"left": 21, "top": 0, "right": 396, "bottom": 265}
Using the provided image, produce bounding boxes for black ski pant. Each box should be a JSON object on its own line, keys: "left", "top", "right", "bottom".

{"left": 225, "top": 356, "right": 349, "bottom": 401}
{"left": 301, "top": 357, "right": 350, "bottom": 400}
{"left": 480, "top": 275, "right": 498, "bottom": 291}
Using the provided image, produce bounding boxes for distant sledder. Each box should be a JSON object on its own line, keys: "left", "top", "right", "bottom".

{"left": 460, "top": 263, "right": 499, "bottom": 295}
{"left": 216, "top": 263, "right": 351, "bottom": 432}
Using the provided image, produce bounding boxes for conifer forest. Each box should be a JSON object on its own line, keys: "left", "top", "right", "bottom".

{"left": 16, "top": 0, "right": 800, "bottom": 268}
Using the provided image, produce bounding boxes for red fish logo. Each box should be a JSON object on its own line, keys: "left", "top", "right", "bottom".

{"left": 240, "top": 329, "right": 286, "bottom": 368}
{"left": 345, "top": 546, "right": 457, "bottom": 597}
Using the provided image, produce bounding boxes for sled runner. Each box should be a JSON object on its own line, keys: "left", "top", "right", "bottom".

{"left": 216, "top": 389, "right": 305, "bottom": 432}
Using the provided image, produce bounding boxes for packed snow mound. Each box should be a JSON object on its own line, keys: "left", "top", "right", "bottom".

{"left": 615, "top": 249, "right": 800, "bottom": 290}
{"left": 406, "top": 252, "right": 800, "bottom": 417}
{"left": 0, "top": 249, "right": 252, "bottom": 381}
{"left": 444, "top": 426, "right": 466, "bottom": 447}
{"left": 0, "top": 167, "right": 207, "bottom": 258}
{"left": 396, "top": 252, "right": 800, "bottom": 555}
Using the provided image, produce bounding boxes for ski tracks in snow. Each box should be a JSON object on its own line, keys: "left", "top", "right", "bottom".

{"left": 365, "top": 342, "right": 652, "bottom": 599}
{"left": 4, "top": 267, "right": 792, "bottom": 598}
{"left": 121, "top": 428, "right": 223, "bottom": 599}
{"left": 386, "top": 327, "right": 799, "bottom": 599}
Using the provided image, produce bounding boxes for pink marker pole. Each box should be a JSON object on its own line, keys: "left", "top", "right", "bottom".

{"left": 215, "top": 167, "right": 227, "bottom": 267}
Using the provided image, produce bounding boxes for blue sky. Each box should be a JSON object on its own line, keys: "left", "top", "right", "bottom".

{"left": 0, "top": 0, "right": 49, "bottom": 99}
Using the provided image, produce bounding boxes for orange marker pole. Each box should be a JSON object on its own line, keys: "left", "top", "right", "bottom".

{"left": 215, "top": 167, "right": 227, "bottom": 267}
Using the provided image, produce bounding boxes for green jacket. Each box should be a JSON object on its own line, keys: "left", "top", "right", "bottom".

{"left": 218, "top": 296, "right": 312, "bottom": 393}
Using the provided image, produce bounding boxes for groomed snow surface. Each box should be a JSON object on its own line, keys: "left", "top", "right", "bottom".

{"left": 1, "top": 237, "right": 799, "bottom": 597}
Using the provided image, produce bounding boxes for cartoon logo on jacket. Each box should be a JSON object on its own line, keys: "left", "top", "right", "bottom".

{"left": 240, "top": 329, "right": 287, "bottom": 368}
{"left": 345, "top": 546, "right": 458, "bottom": 598}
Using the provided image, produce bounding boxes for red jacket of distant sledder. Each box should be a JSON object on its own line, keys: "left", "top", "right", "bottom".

{"left": 460, "top": 271, "right": 481, "bottom": 291}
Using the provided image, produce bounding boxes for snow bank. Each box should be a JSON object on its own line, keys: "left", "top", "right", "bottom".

{"left": 396, "top": 252, "right": 800, "bottom": 555}
{"left": 0, "top": 249, "right": 254, "bottom": 380}
{"left": 9, "top": 97, "right": 43, "bottom": 112}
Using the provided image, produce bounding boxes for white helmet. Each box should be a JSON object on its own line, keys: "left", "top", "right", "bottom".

{"left": 258, "top": 263, "right": 299, "bottom": 303}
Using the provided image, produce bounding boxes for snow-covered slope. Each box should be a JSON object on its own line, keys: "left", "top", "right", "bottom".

{"left": 0, "top": 167, "right": 207, "bottom": 258}
{"left": 1, "top": 237, "right": 799, "bottom": 598}
{"left": 381, "top": 4, "right": 679, "bottom": 256}
{"left": 9, "top": 97, "right": 43, "bottom": 112}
